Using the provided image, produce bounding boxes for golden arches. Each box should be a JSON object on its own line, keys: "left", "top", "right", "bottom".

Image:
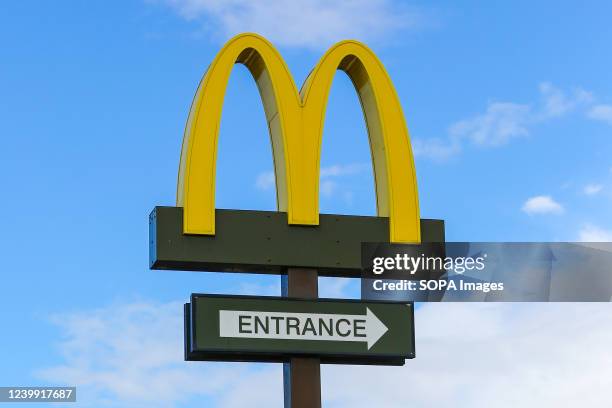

{"left": 177, "top": 33, "right": 420, "bottom": 243}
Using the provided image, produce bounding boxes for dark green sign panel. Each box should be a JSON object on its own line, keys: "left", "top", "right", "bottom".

{"left": 185, "top": 294, "right": 415, "bottom": 365}
{"left": 150, "top": 206, "right": 445, "bottom": 277}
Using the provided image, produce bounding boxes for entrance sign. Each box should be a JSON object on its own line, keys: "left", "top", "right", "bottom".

{"left": 185, "top": 294, "right": 414, "bottom": 365}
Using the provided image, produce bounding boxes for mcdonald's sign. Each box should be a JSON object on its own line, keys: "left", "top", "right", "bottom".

{"left": 149, "top": 33, "right": 444, "bottom": 277}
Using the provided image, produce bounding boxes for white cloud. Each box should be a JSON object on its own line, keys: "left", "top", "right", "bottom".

{"left": 320, "top": 163, "right": 369, "bottom": 178}
{"left": 318, "top": 277, "right": 356, "bottom": 298}
{"left": 449, "top": 102, "right": 531, "bottom": 147}
{"left": 322, "top": 303, "right": 612, "bottom": 408}
{"left": 538, "top": 82, "right": 592, "bottom": 118}
{"left": 415, "top": 83, "right": 597, "bottom": 161}
{"left": 522, "top": 195, "right": 564, "bottom": 215}
{"left": 588, "top": 104, "right": 612, "bottom": 125}
{"left": 256, "top": 163, "right": 368, "bottom": 198}
{"left": 579, "top": 224, "right": 612, "bottom": 242}
{"left": 412, "top": 137, "right": 461, "bottom": 161}
{"left": 157, "top": 0, "right": 423, "bottom": 48}
{"left": 37, "top": 301, "right": 238, "bottom": 408}
{"left": 215, "top": 366, "right": 283, "bottom": 407}
{"left": 319, "top": 163, "right": 369, "bottom": 199}
{"left": 254, "top": 170, "right": 275, "bottom": 191}
{"left": 584, "top": 183, "right": 603, "bottom": 195}
{"left": 39, "top": 301, "right": 612, "bottom": 407}
{"left": 320, "top": 179, "right": 336, "bottom": 197}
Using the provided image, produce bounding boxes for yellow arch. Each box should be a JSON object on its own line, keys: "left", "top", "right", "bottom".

{"left": 177, "top": 34, "right": 301, "bottom": 234}
{"left": 300, "top": 41, "right": 421, "bottom": 243}
{"left": 177, "top": 33, "right": 420, "bottom": 243}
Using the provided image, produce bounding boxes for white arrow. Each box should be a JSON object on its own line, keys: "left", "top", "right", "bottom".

{"left": 219, "top": 308, "right": 388, "bottom": 350}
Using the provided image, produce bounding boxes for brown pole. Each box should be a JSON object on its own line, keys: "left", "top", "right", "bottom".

{"left": 282, "top": 268, "right": 321, "bottom": 408}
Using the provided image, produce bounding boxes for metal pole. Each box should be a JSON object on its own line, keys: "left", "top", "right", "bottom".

{"left": 282, "top": 268, "right": 321, "bottom": 408}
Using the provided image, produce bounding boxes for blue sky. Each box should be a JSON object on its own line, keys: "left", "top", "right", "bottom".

{"left": 1, "top": 1, "right": 611, "bottom": 407}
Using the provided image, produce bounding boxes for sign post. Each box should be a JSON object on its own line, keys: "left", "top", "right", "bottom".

{"left": 283, "top": 268, "right": 320, "bottom": 408}
{"left": 151, "top": 31, "right": 443, "bottom": 408}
